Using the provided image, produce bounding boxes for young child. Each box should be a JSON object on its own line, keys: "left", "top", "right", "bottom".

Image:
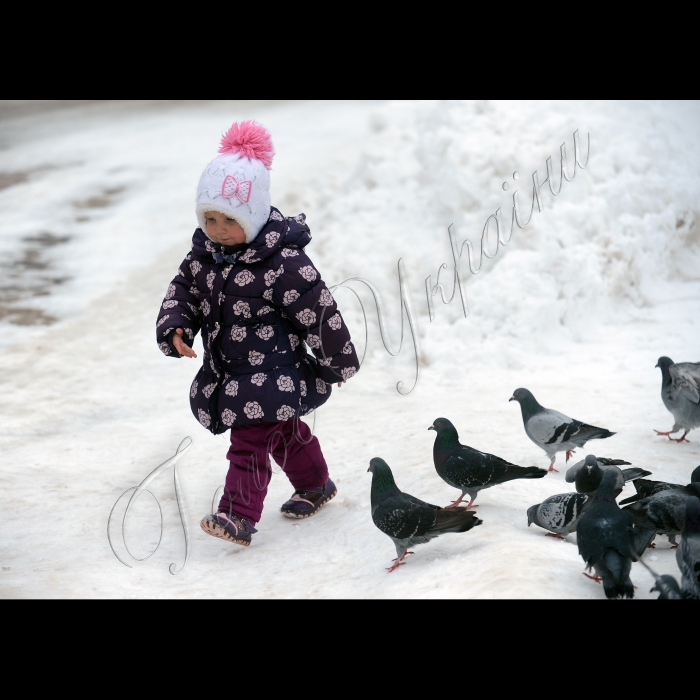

{"left": 156, "top": 121, "right": 359, "bottom": 546}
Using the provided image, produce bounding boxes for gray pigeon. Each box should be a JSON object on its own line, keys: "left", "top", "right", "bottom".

{"left": 576, "top": 469, "right": 637, "bottom": 599}
{"left": 676, "top": 495, "right": 700, "bottom": 599}
{"left": 565, "top": 454, "right": 651, "bottom": 496}
{"left": 429, "top": 417, "right": 547, "bottom": 509}
{"left": 510, "top": 388, "right": 615, "bottom": 472}
{"left": 635, "top": 558, "right": 682, "bottom": 599}
{"left": 527, "top": 492, "right": 590, "bottom": 539}
{"left": 655, "top": 357, "right": 700, "bottom": 442}
{"left": 368, "top": 457, "right": 482, "bottom": 572}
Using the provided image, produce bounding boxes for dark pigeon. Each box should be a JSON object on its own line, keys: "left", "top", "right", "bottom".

{"left": 635, "top": 558, "right": 682, "bottom": 599}
{"left": 655, "top": 357, "right": 700, "bottom": 443}
{"left": 429, "top": 417, "right": 547, "bottom": 509}
{"left": 676, "top": 495, "right": 700, "bottom": 599}
{"left": 527, "top": 492, "right": 590, "bottom": 539}
{"left": 619, "top": 465, "right": 700, "bottom": 505}
{"left": 622, "top": 479, "right": 700, "bottom": 553}
{"left": 576, "top": 469, "right": 637, "bottom": 599}
{"left": 368, "top": 457, "right": 482, "bottom": 572}
{"left": 566, "top": 454, "right": 652, "bottom": 496}
{"left": 509, "top": 388, "right": 615, "bottom": 472}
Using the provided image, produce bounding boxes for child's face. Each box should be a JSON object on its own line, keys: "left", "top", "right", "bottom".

{"left": 204, "top": 211, "right": 246, "bottom": 246}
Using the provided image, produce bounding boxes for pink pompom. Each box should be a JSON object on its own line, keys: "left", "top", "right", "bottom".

{"left": 218, "top": 120, "right": 275, "bottom": 169}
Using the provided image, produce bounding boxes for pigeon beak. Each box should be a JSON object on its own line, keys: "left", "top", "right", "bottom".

{"left": 428, "top": 426, "right": 435, "bottom": 431}
{"left": 508, "top": 396, "right": 515, "bottom": 402}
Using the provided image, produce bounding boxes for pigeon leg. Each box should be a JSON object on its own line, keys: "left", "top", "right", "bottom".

{"left": 545, "top": 533, "right": 566, "bottom": 540}
{"left": 669, "top": 431, "right": 690, "bottom": 443}
{"left": 387, "top": 551, "right": 414, "bottom": 573}
{"left": 647, "top": 542, "right": 656, "bottom": 549}
{"left": 583, "top": 572, "right": 602, "bottom": 583}
{"left": 565, "top": 449, "right": 576, "bottom": 462}
{"left": 670, "top": 543, "right": 679, "bottom": 549}
{"left": 446, "top": 497, "right": 469, "bottom": 508}
{"left": 654, "top": 429, "right": 678, "bottom": 439}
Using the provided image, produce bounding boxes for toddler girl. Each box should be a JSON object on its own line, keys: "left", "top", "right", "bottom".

{"left": 156, "top": 121, "right": 359, "bottom": 546}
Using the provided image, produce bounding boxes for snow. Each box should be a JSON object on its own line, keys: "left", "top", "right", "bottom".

{"left": 1, "top": 100, "right": 699, "bottom": 598}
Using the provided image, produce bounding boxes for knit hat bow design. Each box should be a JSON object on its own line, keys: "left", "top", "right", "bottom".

{"left": 196, "top": 121, "right": 275, "bottom": 244}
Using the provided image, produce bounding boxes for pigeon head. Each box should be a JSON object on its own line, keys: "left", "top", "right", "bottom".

{"left": 368, "top": 457, "right": 390, "bottom": 474}
{"left": 684, "top": 496, "right": 700, "bottom": 534}
{"left": 527, "top": 504, "right": 539, "bottom": 527}
{"left": 509, "top": 388, "right": 543, "bottom": 419}
{"left": 429, "top": 417, "right": 457, "bottom": 433}
{"left": 650, "top": 574, "right": 682, "bottom": 599}
{"left": 655, "top": 356, "right": 674, "bottom": 383}
{"left": 691, "top": 465, "right": 700, "bottom": 483}
{"left": 584, "top": 454, "right": 598, "bottom": 472}
{"left": 592, "top": 468, "right": 619, "bottom": 502}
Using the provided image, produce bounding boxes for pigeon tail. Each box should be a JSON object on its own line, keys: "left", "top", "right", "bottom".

{"left": 501, "top": 465, "right": 548, "bottom": 482}
{"left": 621, "top": 467, "right": 653, "bottom": 483}
{"left": 599, "top": 549, "right": 634, "bottom": 599}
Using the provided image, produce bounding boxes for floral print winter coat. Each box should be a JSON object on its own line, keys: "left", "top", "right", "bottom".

{"left": 156, "top": 208, "right": 359, "bottom": 435}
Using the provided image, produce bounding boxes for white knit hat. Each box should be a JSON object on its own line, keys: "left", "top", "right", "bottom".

{"left": 195, "top": 121, "right": 275, "bottom": 243}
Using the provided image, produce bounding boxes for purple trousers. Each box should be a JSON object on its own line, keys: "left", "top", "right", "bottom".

{"left": 218, "top": 418, "right": 329, "bottom": 526}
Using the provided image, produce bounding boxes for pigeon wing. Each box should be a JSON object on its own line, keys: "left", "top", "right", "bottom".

{"left": 670, "top": 362, "right": 700, "bottom": 404}
{"left": 525, "top": 409, "right": 573, "bottom": 446}
{"left": 371, "top": 494, "right": 437, "bottom": 540}
{"left": 577, "top": 506, "right": 636, "bottom": 565}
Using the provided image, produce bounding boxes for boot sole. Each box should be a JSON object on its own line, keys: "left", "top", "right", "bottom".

{"left": 281, "top": 488, "right": 337, "bottom": 519}
{"left": 200, "top": 517, "right": 251, "bottom": 546}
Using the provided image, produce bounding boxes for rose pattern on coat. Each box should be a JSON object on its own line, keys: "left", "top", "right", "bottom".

{"left": 233, "top": 300, "right": 251, "bottom": 318}
{"left": 306, "top": 333, "right": 321, "bottom": 349}
{"left": 318, "top": 357, "right": 332, "bottom": 366}
{"left": 250, "top": 373, "right": 267, "bottom": 386}
{"left": 328, "top": 313, "right": 342, "bottom": 330}
{"left": 189, "top": 286, "right": 200, "bottom": 298}
{"left": 270, "top": 210, "right": 284, "bottom": 221}
{"left": 225, "top": 379, "right": 239, "bottom": 396}
{"left": 221, "top": 409, "right": 237, "bottom": 426}
{"left": 318, "top": 288, "right": 334, "bottom": 306}
{"left": 277, "top": 375, "right": 294, "bottom": 392}
{"left": 341, "top": 366, "right": 357, "bottom": 380}
{"left": 289, "top": 333, "right": 299, "bottom": 350}
{"left": 281, "top": 248, "right": 299, "bottom": 258}
{"left": 296, "top": 309, "right": 316, "bottom": 326}
{"left": 198, "top": 409, "right": 211, "bottom": 428}
{"left": 300, "top": 380, "right": 307, "bottom": 397}
{"left": 256, "top": 325, "right": 274, "bottom": 340}
{"left": 162, "top": 299, "right": 178, "bottom": 310}
{"left": 257, "top": 306, "right": 273, "bottom": 316}
{"left": 294, "top": 214, "right": 306, "bottom": 224}
{"left": 266, "top": 231, "right": 280, "bottom": 247}
{"left": 159, "top": 342, "right": 172, "bottom": 355}
{"left": 201, "top": 298, "right": 210, "bottom": 316}
{"left": 249, "top": 351, "right": 264, "bottom": 366}
{"left": 165, "top": 283, "right": 176, "bottom": 299}
{"left": 222, "top": 266, "right": 232, "bottom": 279}
{"left": 315, "top": 378, "right": 327, "bottom": 394}
{"left": 218, "top": 292, "right": 225, "bottom": 306}
{"left": 231, "top": 325, "right": 247, "bottom": 342}
{"left": 234, "top": 269, "right": 255, "bottom": 286}
{"left": 190, "top": 379, "right": 199, "bottom": 398}
{"left": 206, "top": 270, "right": 216, "bottom": 290}
{"left": 202, "top": 383, "right": 217, "bottom": 399}
{"left": 244, "top": 401, "right": 264, "bottom": 419}
{"left": 342, "top": 340, "right": 353, "bottom": 354}
{"left": 277, "top": 405, "right": 295, "bottom": 420}
{"left": 205, "top": 239, "right": 217, "bottom": 253}
{"left": 283, "top": 290, "right": 300, "bottom": 306}
{"left": 298, "top": 265, "right": 317, "bottom": 282}
{"left": 190, "top": 260, "right": 202, "bottom": 276}
{"left": 239, "top": 249, "right": 260, "bottom": 263}
{"left": 157, "top": 314, "right": 170, "bottom": 328}
{"left": 262, "top": 288, "right": 273, "bottom": 301}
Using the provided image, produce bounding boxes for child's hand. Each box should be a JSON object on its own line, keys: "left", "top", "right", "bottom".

{"left": 173, "top": 328, "right": 197, "bottom": 358}
{"left": 337, "top": 381, "right": 346, "bottom": 388}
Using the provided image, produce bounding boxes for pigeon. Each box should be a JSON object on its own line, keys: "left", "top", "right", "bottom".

{"left": 655, "top": 357, "right": 700, "bottom": 443}
{"left": 676, "top": 495, "right": 700, "bottom": 599}
{"left": 429, "top": 417, "right": 547, "bottom": 509}
{"left": 368, "top": 457, "right": 482, "bottom": 572}
{"left": 576, "top": 469, "right": 637, "bottom": 599}
{"left": 509, "top": 388, "right": 615, "bottom": 472}
{"left": 622, "top": 481, "right": 700, "bottom": 552}
{"left": 565, "top": 454, "right": 652, "bottom": 496}
{"left": 635, "top": 558, "right": 682, "bottom": 599}
{"left": 527, "top": 492, "right": 590, "bottom": 539}
{"left": 619, "top": 465, "right": 700, "bottom": 506}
